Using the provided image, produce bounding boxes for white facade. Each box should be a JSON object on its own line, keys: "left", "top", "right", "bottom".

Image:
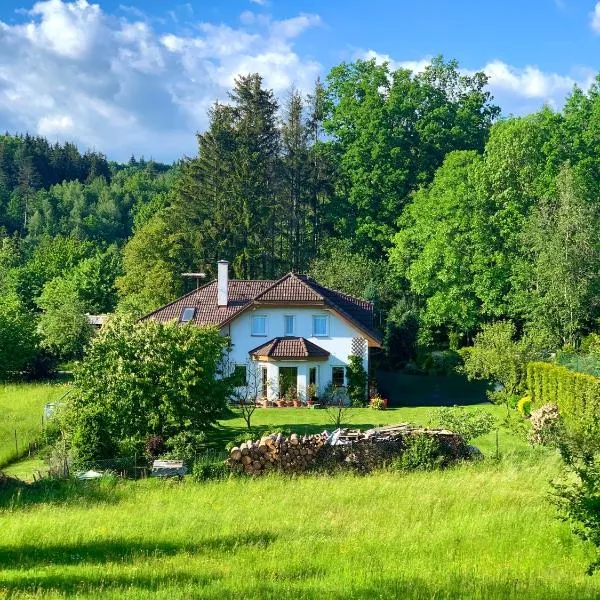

{"left": 223, "top": 306, "right": 369, "bottom": 401}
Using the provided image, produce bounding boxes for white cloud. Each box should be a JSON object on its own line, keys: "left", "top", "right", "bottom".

{"left": 363, "top": 50, "right": 430, "bottom": 74}
{"left": 38, "top": 114, "right": 74, "bottom": 134}
{"left": 591, "top": 2, "right": 600, "bottom": 33}
{"left": 361, "top": 49, "right": 595, "bottom": 113}
{"left": 481, "top": 60, "right": 589, "bottom": 101}
{"left": 0, "top": 1, "right": 322, "bottom": 161}
{"left": 22, "top": 0, "right": 104, "bottom": 59}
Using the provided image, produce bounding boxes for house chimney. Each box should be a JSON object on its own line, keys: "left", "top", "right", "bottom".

{"left": 217, "top": 260, "right": 229, "bottom": 307}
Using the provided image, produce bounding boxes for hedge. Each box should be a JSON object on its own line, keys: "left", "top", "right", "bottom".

{"left": 527, "top": 362, "right": 600, "bottom": 442}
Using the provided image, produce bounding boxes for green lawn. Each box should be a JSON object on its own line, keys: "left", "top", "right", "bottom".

{"left": 211, "top": 404, "right": 522, "bottom": 458}
{"left": 0, "top": 382, "right": 71, "bottom": 468}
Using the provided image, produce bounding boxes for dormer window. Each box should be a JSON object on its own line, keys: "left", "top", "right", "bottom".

{"left": 180, "top": 307, "right": 195, "bottom": 323}
{"left": 284, "top": 315, "right": 295, "bottom": 336}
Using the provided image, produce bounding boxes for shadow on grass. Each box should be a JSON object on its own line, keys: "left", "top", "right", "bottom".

{"left": 0, "top": 531, "right": 277, "bottom": 569}
{"left": 0, "top": 477, "right": 123, "bottom": 510}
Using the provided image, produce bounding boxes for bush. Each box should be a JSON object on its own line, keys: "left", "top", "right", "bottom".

{"left": 117, "top": 436, "right": 146, "bottom": 460}
{"left": 517, "top": 395, "right": 532, "bottom": 417}
{"left": 391, "top": 434, "right": 445, "bottom": 471}
{"left": 192, "top": 460, "right": 229, "bottom": 482}
{"left": 163, "top": 431, "right": 207, "bottom": 465}
{"left": 432, "top": 406, "right": 496, "bottom": 442}
{"left": 461, "top": 321, "right": 536, "bottom": 406}
{"left": 527, "top": 362, "right": 600, "bottom": 445}
{"left": 145, "top": 435, "right": 166, "bottom": 460}
{"left": 425, "top": 350, "right": 462, "bottom": 376}
{"left": 552, "top": 431, "right": 600, "bottom": 573}
{"left": 580, "top": 333, "right": 600, "bottom": 357}
{"left": 346, "top": 354, "right": 367, "bottom": 407}
{"left": 529, "top": 403, "right": 562, "bottom": 446}
{"left": 369, "top": 395, "right": 386, "bottom": 410}
{"left": 62, "top": 317, "right": 231, "bottom": 465}
{"left": 68, "top": 405, "right": 117, "bottom": 467}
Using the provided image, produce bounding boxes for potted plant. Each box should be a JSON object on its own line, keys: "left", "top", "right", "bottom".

{"left": 369, "top": 394, "right": 387, "bottom": 410}
{"left": 306, "top": 383, "right": 318, "bottom": 406}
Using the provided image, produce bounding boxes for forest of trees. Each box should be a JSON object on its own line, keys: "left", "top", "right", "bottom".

{"left": 2, "top": 55, "right": 600, "bottom": 377}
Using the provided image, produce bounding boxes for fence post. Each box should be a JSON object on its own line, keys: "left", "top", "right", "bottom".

{"left": 495, "top": 428, "right": 499, "bottom": 461}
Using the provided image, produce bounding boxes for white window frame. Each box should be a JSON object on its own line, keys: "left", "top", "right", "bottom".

{"left": 312, "top": 315, "right": 329, "bottom": 337}
{"left": 308, "top": 365, "right": 319, "bottom": 387}
{"left": 180, "top": 307, "right": 195, "bottom": 322}
{"left": 283, "top": 314, "right": 296, "bottom": 336}
{"left": 251, "top": 314, "right": 268, "bottom": 337}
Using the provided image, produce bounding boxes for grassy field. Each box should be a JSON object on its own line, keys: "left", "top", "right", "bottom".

{"left": 1, "top": 382, "right": 595, "bottom": 599}
{"left": 0, "top": 383, "right": 71, "bottom": 468}
{"left": 1, "top": 454, "right": 596, "bottom": 599}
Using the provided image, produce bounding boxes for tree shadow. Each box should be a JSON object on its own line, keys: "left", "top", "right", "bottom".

{"left": 0, "top": 531, "right": 277, "bottom": 569}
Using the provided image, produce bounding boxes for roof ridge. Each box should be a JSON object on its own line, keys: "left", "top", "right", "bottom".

{"left": 304, "top": 276, "right": 373, "bottom": 307}
{"left": 250, "top": 273, "right": 292, "bottom": 301}
{"left": 251, "top": 272, "right": 323, "bottom": 303}
{"left": 288, "top": 272, "right": 325, "bottom": 301}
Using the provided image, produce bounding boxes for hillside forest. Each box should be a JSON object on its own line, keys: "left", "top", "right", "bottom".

{"left": 2, "top": 55, "right": 600, "bottom": 376}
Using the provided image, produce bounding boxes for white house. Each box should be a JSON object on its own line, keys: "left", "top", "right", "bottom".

{"left": 143, "top": 261, "right": 382, "bottom": 402}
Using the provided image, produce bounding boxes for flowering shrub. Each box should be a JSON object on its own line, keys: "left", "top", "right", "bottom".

{"left": 529, "top": 403, "right": 562, "bottom": 446}
{"left": 369, "top": 395, "right": 387, "bottom": 410}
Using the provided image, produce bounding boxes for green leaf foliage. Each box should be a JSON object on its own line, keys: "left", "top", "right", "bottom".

{"left": 0, "top": 292, "right": 39, "bottom": 380}
{"left": 460, "top": 321, "right": 537, "bottom": 405}
{"left": 65, "top": 318, "right": 231, "bottom": 463}
{"left": 527, "top": 362, "right": 600, "bottom": 446}
{"left": 346, "top": 354, "right": 368, "bottom": 407}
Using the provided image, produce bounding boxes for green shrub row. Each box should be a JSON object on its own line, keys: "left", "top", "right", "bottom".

{"left": 527, "top": 362, "right": 600, "bottom": 442}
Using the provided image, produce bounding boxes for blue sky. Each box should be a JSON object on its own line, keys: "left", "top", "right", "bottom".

{"left": 0, "top": 0, "right": 598, "bottom": 161}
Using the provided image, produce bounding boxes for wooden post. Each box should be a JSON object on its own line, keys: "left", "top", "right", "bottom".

{"left": 495, "top": 428, "right": 499, "bottom": 461}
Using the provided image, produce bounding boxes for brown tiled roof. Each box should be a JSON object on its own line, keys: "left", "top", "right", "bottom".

{"left": 298, "top": 275, "right": 377, "bottom": 338}
{"left": 142, "top": 279, "right": 275, "bottom": 326}
{"left": 143, "top": 272, "right": 381, "bottom": 344}
{"left": 249, "top": 337, "right": 330, "bottom": 360}
{"left": 254, "top": 274, "right": 324, "bottom": 303}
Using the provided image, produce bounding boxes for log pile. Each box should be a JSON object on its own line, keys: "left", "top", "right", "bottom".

{"left": 226, "top": 424, "right": 471, "bottom": 476}
{"left": 227, "top": 432, "right": 328, "bottom": 476}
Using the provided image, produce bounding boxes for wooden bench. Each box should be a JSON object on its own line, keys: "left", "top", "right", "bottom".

{"left": 151, "top": 460, "right": 187, "bottom": 478}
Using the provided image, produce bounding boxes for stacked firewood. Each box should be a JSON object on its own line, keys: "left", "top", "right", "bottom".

{"left": 227, "top": 424, "right": 472, "bottom": 476}
{"left": 227, "top": 432, "right": 328, "bottom": 475}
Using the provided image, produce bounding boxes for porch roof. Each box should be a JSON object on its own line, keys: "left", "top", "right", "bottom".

{"left": 249, "top": 337, "right": 330, "bottom": 361}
